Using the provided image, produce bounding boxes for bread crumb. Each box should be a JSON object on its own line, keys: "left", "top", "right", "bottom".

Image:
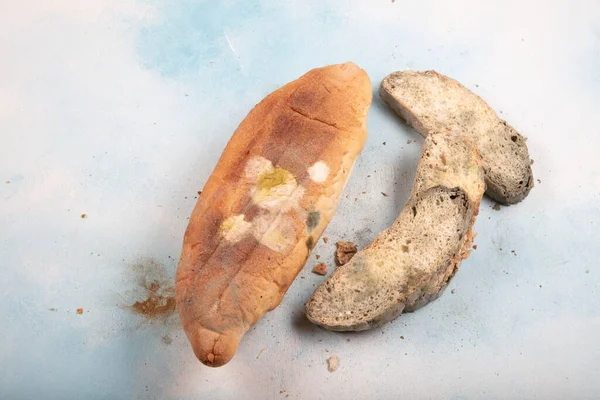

{"left": 451, "top": 289, "right": 456, "bottom": 294}
{"left": 400, "top": 336, "right": 404, "bottom": 339}
{"left": 336, "top": 241, "right": 357, "bottom": 265}
{"left": 367, "top": 175, "right": 371, "bottom": 178}
{"left": 472, "top": 244, "right": 478, "bottom": 250}
{"left": 300, "top": 276, "right": 305, "bottom": 279}
{"left": 312, "top": 263, "right": 328, "bottom": 276}
{"left": 492, "top": 203, "right": 502, "bottom": 211}
{"left": 81, "top": 214, "right": 88, "bottom": 219}
{"left": 48, "top": 308, "right": 57, "bottom": 312}
{"left": 315, "top": 254, "right": 320, "bottom": 260}
{"left": 323, "top": 237, "right": 329, "bottom": 244}
{"left": 586, "top": 270, "right": 590, "bottom": 274}
{"left": 383, "top": 141, "right": 387, "bottom": 145}
{"left": 407, "top": 140, "right": 412, "bottom": 144}
{"left": 361, "top": 191, "right": 366, "bottom": 194}
{"left": 381, "top": 192, "right": 388, "bottom": 197}
{"left": 5, "top": 180, "right": 9, "bottom": 184}
{"left": 76, "top": 308, "right": 83, "bottom": 314}
{"left": 327, "top": 355, "right": 339, "bottom": 372}
{"left": 197, "top": 190, "right": 202, "bottom": 195}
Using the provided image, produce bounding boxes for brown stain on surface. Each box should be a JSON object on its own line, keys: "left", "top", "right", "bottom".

{"left": 125, "top": 258, "right": 177, "bottom": 323}
{"left": 131, "top": 285, "right": 176, "bottom": 319}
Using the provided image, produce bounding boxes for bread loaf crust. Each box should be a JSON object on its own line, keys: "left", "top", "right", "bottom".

{"left": 176, "top": 63, "right": 372, "bottom": 367}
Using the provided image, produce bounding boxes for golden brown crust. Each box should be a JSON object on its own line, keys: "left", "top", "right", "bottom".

{"left": 176, "top": 63, "right": 372, "bottom": 367}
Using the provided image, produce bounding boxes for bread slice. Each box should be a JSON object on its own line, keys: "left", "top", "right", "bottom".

{"left": 380, "top": 70, "right": 533, "bottom": 204}
{"left": 305, "top": 133, "right": 484, "bottom": 331}
{"left": 305, "top": 186, "right": 473, "bottom": 330}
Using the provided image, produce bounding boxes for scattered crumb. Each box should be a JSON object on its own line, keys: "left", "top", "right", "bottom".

{"left": 586, "top": 270, "right": 590, "bottom": 274}
{"left": 383, "top": 142, "right": 387, "bottom": 145}
{"left": 327, "top": 355, "right": 339, "bottom": 372}
{"left": 48, "top": 308, "right": 57, "bottom": 312}
{"left": 5, "top": 180, "right": 9, "bottom": 184}
{"left": 336, "top": 241, "right": 357, "bottom": 266}
{"left": 367, "top": 174, "right": 371, "bottom": 178}
{"left": 475, "top": 84, "right": 479, "bottom": 87}
{"left": 346, "top": 339, "right": 350, "bottom": 342}
{"left": 530, "top": 159, "right": 535, "bottom": 165}
{"left": 323, "top": 237, "right": 329, "bottom": 244}
{"left": 361, "top": 191, "right": 366, "bottom": 194}
{"left": 81, "top": 214, "right": 88, "bottom": 219}
{"left": 492, "top": 203, "right": 502, "bottom": 211}
{"left": 407, "top": 140, "right": 413, "bottom": 144}
{"left": 539, "top": 285, "right": 542, "bottom": 288}
{"left": 315, "top": 254, "right": 321, "bottom": 260}
{"left": 472, "top": 244, "right": 478, "bottom": 250}
{"left": 381, "top": 192, "right": 389, "bottom": 197}
{"left": 345, "top": 194, "right": 349, "bottom": 199}
{"left": 537, "top": 179, "right": 542, "bottom": 184}
{"left": 197, "top": 191, "right": 202, "bottom": 195}
{"left": 312, "top": 263, "right": 328, "bottom": 276}
{"left": 300, "top": 275, "right": 305, "bottom": 279}
{"left": 511, "top": 250, "right": 517, "bottom": 256}
{"left": 451, "top": 289, "right": 456, "bottom": 294}
{"left": 500, "top": 247, "right": 503, "bottom": 251}
{"left": 162, "top": 335, "right": 173, "bottom": 345}
{"left": 400, "top": 336, "right": 404, "bottom": 339}
{"left": 354, "top": 197, "right": 358, "bottom": 201}
{"left": 76, "top": 308, "right": 83, "bottom": 314}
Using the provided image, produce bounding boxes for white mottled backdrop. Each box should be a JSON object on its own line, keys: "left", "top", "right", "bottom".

{"left": 1, "top": 0, "right": 599, "bottom": 399}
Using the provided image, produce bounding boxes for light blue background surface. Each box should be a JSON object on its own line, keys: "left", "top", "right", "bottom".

{"left": 1, "top": 0, "right": 599, "bottom": 399}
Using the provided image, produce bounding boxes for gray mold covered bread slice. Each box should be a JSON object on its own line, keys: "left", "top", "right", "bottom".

{"left": 380, "top": 70, "right": 533, "bottom": 204}
{"left": 305, "top": 134, "right": 485, "bottom": 331}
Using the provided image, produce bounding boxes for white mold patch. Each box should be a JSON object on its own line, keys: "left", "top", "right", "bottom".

{"left": 307, "top": 161, "right": 330, "bottom": 183}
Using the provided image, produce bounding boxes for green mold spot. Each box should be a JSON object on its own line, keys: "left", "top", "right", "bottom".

{"left": 306, "top": 211, "right": 321, "bottom": 232}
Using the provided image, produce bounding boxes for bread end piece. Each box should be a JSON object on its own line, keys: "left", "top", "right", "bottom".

{"left": 182, "top": 319, "right": 243, "bottom": 367}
